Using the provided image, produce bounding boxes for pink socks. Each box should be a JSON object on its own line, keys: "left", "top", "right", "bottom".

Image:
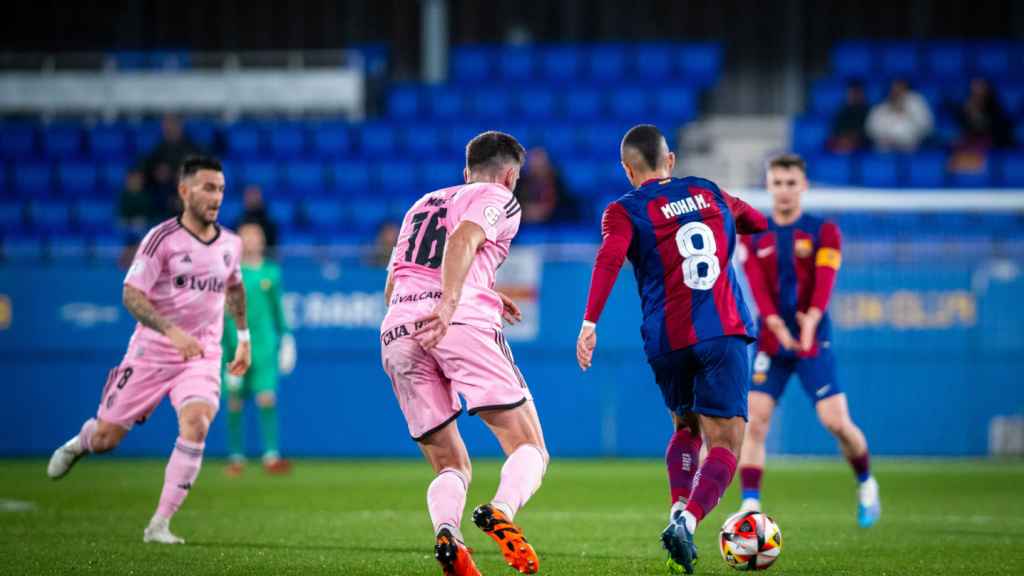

{"left": 155, "top": 438, "right": 204, "bottom": 520}
{"left": 428, "top": 468, "right": 469, "bottom": 537}
{"left": 493, "top": 444, "right": 547, "bottom": 520}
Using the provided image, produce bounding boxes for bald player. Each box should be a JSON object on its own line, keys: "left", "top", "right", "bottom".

{"left": 577, "top": 125, "right": 767, "bottom": 573}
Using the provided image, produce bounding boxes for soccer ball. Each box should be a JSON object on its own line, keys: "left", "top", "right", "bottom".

{"left": 719, "top": 511, "right": 782, "bottom": 571}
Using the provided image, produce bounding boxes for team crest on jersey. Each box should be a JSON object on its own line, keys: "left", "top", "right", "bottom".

{"left": 484, "top": 206, "right": 502, "bottom": 225}
{"left": 794, "top": 238, "right": 814, "bottom": 258}
{"left": 260, "top": 278, "right": 272, "bottom": 291}
{"left": 223, "top": 251, "right": 232, "bottom": 267}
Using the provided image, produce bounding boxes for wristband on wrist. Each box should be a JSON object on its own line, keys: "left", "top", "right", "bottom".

{"left": 582, "top": 320, "right": 596, "bottom": 330}
{"left": 237, "top": 329, "right": 251, "bottom": 342}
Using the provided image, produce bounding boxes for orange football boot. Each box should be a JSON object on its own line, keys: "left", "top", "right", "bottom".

{"left": 435, "top": 528, "right": 481, "bottom": 576}
{"left": 472, "top": 504, "right": 539, "bottom": 574}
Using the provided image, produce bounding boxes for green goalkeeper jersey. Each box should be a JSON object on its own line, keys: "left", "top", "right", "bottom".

{"left": 223, "top": 260, "right": 289, "bottom": 362}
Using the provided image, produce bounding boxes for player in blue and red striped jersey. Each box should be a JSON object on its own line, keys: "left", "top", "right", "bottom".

{"left": 736, "top": 154, "right": 880, "bottom": 528}
{"left": 576, "top": 125, "right": 767, "bottom": 574}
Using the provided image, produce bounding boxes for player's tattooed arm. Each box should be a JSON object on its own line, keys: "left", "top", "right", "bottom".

{"left": 122, "top": 285, "right": 174, "bottom": 334}
{"left": 226, "top": 283, "right": 249, "bottom": 330}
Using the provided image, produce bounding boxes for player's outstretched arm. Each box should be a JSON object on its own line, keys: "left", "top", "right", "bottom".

{"left": 123, "top": 285, "right": 203, "bottom": 360}
{"left": 414, "top": 221, "right": 486, "bottom": 350}
{"left": 577, "top": 202, "right": 632, "bottom": 372}
{"left": 226, "top": 283, "right": 252, "bottom": 376}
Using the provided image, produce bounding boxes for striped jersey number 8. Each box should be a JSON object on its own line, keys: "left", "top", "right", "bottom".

{"left": 675, "top": 221, "right": 720, "bottom": 290}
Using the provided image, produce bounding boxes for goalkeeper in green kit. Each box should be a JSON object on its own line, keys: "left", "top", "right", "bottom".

{"left": 222, "top": 222, "right": 296, "bottom": 475}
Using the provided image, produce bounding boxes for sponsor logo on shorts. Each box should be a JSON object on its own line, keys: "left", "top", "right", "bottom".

{"left": 390, "top": 290, "right": 442, "bottom": 306}
{"left": 381, "top": 321, "right": 429, "bottom": 346}
{"left": 815, "top": 384, "right": 832, "bottom": 398}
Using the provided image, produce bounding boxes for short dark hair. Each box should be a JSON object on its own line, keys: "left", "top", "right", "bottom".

{"left": 179, "top": 155, "right": 223, "bottom": 181}
{"left": 465, "top": 131, "right": 526, "bottom": 174}
{"left": 621, "top": 124, "right": 667, "bottom": 171}
{"left": 767, "top": 153, "right": 807, "bottom": 174}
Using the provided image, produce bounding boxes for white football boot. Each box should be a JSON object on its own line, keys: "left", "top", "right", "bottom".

{"left": 47, "top": 436, "right": 85, "bottom": 480}
{"left": 857, "top": 476, "right": 881, "bottom": 528}
{"left": 739, "top": 497, "right": 762, "bottom": 514}
{"left": 143, "top": 516, "right": 185, "bottom": 544}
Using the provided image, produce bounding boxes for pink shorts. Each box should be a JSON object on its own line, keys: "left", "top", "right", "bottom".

{"left": 96, "top": 359, "right": 221, "bottom": 429}
{"left": 380, "top": 323, "right": 532, "bottom": 440}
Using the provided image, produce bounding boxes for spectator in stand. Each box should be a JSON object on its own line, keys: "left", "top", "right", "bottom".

{"left": 866, "top": 79, "right": 934, "bottom": 152}
{"left": 515, "top": 147, "right": 579, "bottom": 224}
{"left": 827, "top": 80, "right": 870, "bottom": 154}
{"left": 141, "top": 114, "right": 201, "bottom": 219}
{"left": 118, "top": 168, "right": 154, "bottom": 235}
{"left": 367, "top": 221, "right": 400, "bottom": 268}
{"left": 238, "top": 185, "right": 279, "bottom": 256}
{"left": 949, "top": 78, "right": 1014, "bottom": 174}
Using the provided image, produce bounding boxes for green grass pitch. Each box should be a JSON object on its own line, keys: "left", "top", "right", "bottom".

{"left": 2, "top": 458, "right": 1022, "bottom": 575}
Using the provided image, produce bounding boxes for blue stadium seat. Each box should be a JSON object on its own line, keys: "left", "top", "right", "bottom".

{"left": 99, "top": 162, "right": 128, "bottom": 192}
{"left": 653, "top": 86, "right": 696, "bottom": 121}
{"left": 268, "top": 123, "right": 306, "bottom": 159}
{"left": 283, "top": 162, "right": 326, "bottom": 196}
{"left": 451, "top": 46, "right": 492, "bottom": 82}
{"left": 807, "top": 154, "right": 853, "bottom": 185}
{"left": 360, "top": 124, "right": 399, "bottom": 156}
{"left": 565, "top": 89, "right": 602, "bottom": 119}
{"left": 973, "top": 42, "right": 1011, "bottom": 79}
{"left": 49, "top": 234, "right": 89, "bottom": 260}
{"left": 810, "top": 79, "right": 847, "bottom": 117}
{"left": 926, "top": 43, "right": 966, "bottom": 79}
{"left": 311, "top": 122, "right": 352, "bottom": 159}
{"left": 832, "top": 42, "right": 873, "bottom": 78}
{"left": 89, "top": 124, "right": 130, "bottom": 160}
{"left": 238, "top": 162, "right": 278, "bottom": 190}
{"left": 303, "top": 199, "right": 346, "bottom": 231}
{"left": 588, "top": 45, "right": 627, "bottom": 81}
{"left": 29, "top": 201, "right": 72, "bottom": 232}
{"left": 218, "top": 200, "right": 243, "bottom": 225}
{"left": 998, "top": 153, "right": 1024, "bottom": 187}
{"left": 426, "top": 87, "right": 465, "bottom": 119}
{"left": 540, "top": 46, "right": 581, "bottom": 81}
{"left": 42, "top": 124, "right": 83, "bottom": 159}
{"left": 538, "top": 124, "right": 578, "bottom": 157}
{"left": 375, "top": 162, "right": 418, "bottom": 195}
{"left": 950, "top": 160, "right": 993, "bottom": 188}
{"left": 130, "top": 122, "right": 162, "bottom": 155}
{"left": 75, "top": 201, "right": 114, "bottom": 231}
{"left": 581, "top": 123, "right": 626, "bottom": 156}
{"left": 0, "top": 202, "right": 24, "bottom": 231}
{"left": 996, "top": 82, "right": 1024, "bottom": 117}
{"left": 677, "top": 43, "right": 721, "bottom": 87}
{"left": 610, "top": 88, "right": 650, "bottom": 119}
{"left": 447, "top": 124, "right": 486, "bottom": 155}
{"left": 635, "top": 44, "right": 671, "bottom": 79}
{"left": 915, "top": 83, "right": 945, "bottom": 115}
{"left": 498, "top": 47, "right": 534, "bottom": 81}
{"left": 225, "top": 124, "right": 262, "bottom": 159}
{"left": 472, "top": 88, "right": 512, "bottom": 118}
{"left": 348, "top": 199, "right": 390, "bottom": 228}
{"left": 0, "top": 122, "right": 36, "bottom": 159}
{"left": 330, "top": 161, "right": 372, "bottom": 195}
{"left": 518, "top": 87, "right": 557, "bottom": 119}
{"left": 184, "top": 119, "right": 218, "bottom": 150}
{"left": 906, "top": 153, "right": 947, "bottom": 188}
{"left": 388, "top": 85, "right": 420, "bottom": 119}
{"left": 562, "top": 161, "right": 601, "bottom": 194}
{"left": 13, "top": 162, "right": 53, "bottom": 198}
{"left": 933, "top": 115, "right": 960, "bottom": 147}
{"left": 859, "top": 153, "right": 901, "bottom": 187}
{"left": 791, "top": 117, "right": 828, "bottom": 154}
{"left": 878, "top": 43, "right": 919, "bottom": 78}
{"left": 2, "top": 233, "right": 45, "bottom": 260}
{"left": 268, "top": 200, "right": 296, "bottom": 226}
{"left": 421, "top": 161, "right": 462, "bottom": 191}
{"left": 58, "top": 162, "right": 99, "bottom": 197}
{"left": 404, "top": 125, "right": 443, "bottom": 156}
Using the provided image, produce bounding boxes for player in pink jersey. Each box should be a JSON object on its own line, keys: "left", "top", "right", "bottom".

{"left": 47, "top": 156, "right": 251, "bottom": 544}
{"left": 380, "top": 132, "right": 548, "bottom": 576}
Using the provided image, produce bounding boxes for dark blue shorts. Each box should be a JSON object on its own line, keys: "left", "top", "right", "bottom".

{"left": 648, "top": 336, "right": 750, "bottom": 421}
{"left": 750, "top": 346, "right": 842, "bottom": 404}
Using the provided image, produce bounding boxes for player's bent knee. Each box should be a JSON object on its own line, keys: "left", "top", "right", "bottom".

{"left": 255, "top": 392, "right": 276, "bottom": 408}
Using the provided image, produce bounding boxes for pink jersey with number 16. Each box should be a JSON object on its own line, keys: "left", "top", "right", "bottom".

{"left": 382, "top": 182, "right": 522, "bottom": 331}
